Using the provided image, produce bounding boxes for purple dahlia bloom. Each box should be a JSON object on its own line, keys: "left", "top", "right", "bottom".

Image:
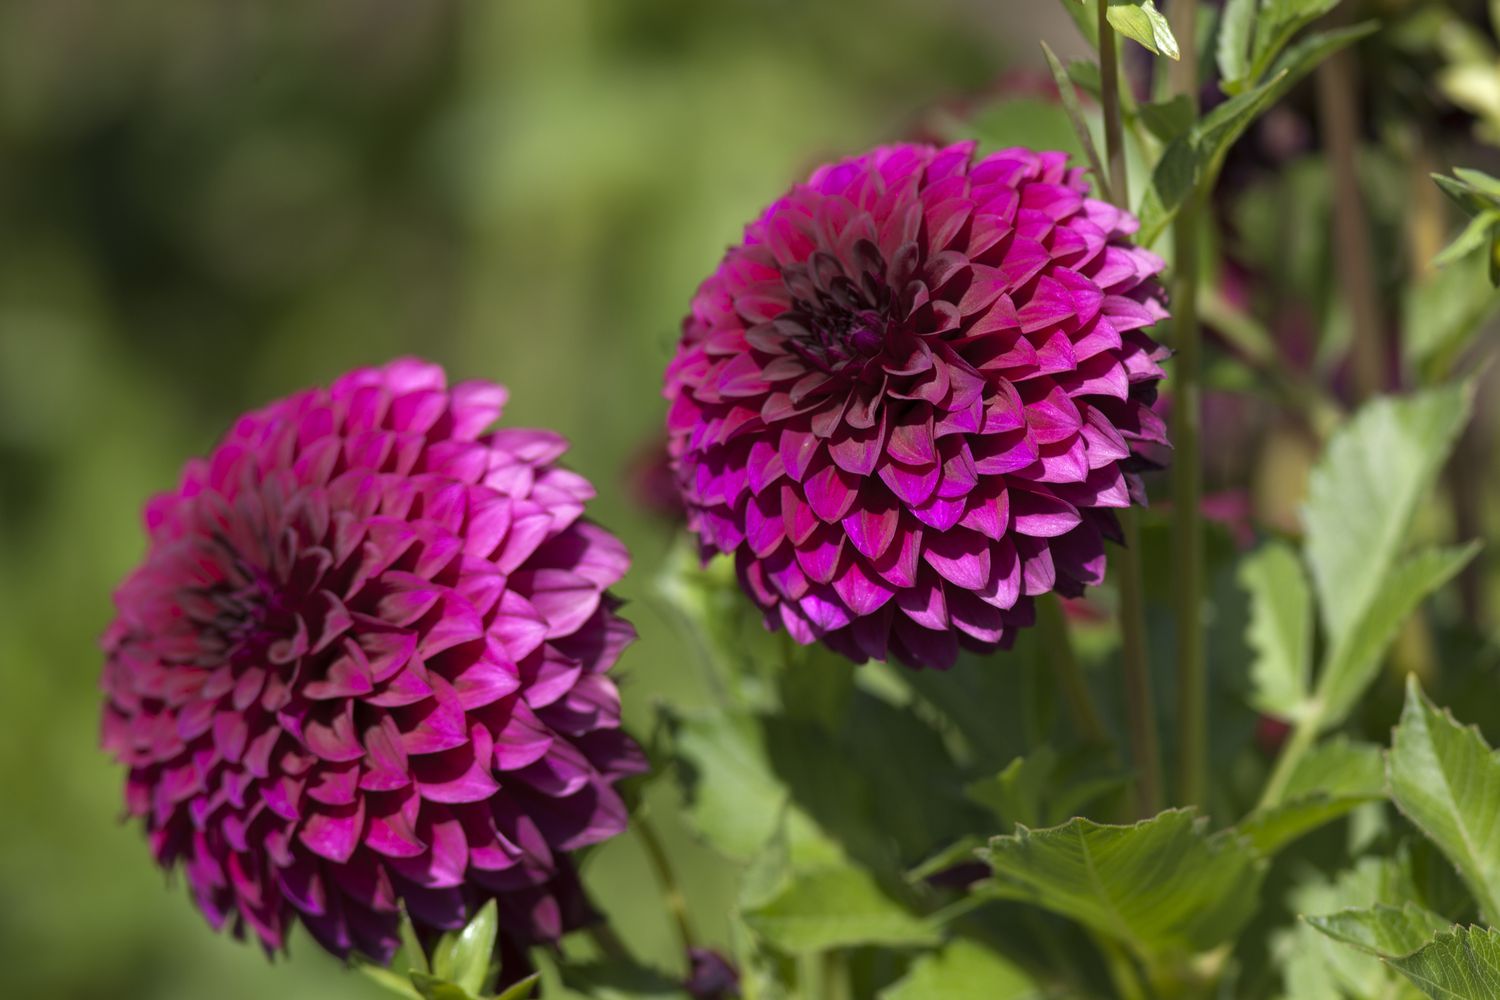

{"left": 664, "top": 142, "right": 1169, "bottom": 669}
{"left": 100, "top": 358, "right": 644, "bottom": 961}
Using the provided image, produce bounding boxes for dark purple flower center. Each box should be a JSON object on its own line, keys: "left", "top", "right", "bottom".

{"left": 776, "top": 240, "right": 919, "bottom": 374}
{"left": 186, "top": 553, "right": 288, "bottom": 661}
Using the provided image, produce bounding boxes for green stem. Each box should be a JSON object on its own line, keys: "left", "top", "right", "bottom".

{"left": 1098, "top": 1, "right": 1129, "bottom": 203}
{"left": 1117, "top": 510, "right": 1164, "bottom": 819}
{"left": 1038, "top": 594, "right": 1109, "bottom": 747}
{"left": 1169, "top": 0, "right": 1207, "bottom": 815}
{"left": 1097, "top": 9, "right": 1162, "bottom": 821}
{"left": 635, "top": 811, "right": 697, "bottom": 955}
{"left": 1257, "top": 713, "right": 1319, "bottom": 811}
{"left": 1315, "top": 6, "right": 1384, "bottom": 402}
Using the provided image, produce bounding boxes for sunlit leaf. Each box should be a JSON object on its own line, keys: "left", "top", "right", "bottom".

{"left": 431, "top": 900, "right": 497, "bottom": 997}
{"left": 1303, "top": 383, "right": 1471, "bottom": 649}
{"left": 1318, "top": 544, "right": 1480, "bottom": 726}
{"left": 981, "top": 811, "right": 1264, "bottom": 960}
{"left": 1306, "top": 902, "right": 1449, "bottom": 958}
{"left": 1241, "top": 541, "right": 1313, "bottom": 721}
{"left": 1387, "top": 926, "right": 1500, "bottom": 999}
{"left": 1390, "top": 677, "right": 1500, "bottom": 924}
{"left": 410, "top": 972, "right": 478, "bottom": 1000}
{"left": 1104, "top": 0, "right": 1180, "bottom": 59}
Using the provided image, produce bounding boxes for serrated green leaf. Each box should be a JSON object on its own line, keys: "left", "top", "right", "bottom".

{"left": 1217, "top": 0, "right": 1257, "bottom": 87}
{"left": 1106, "top": 0, "right": 1180, "bottom": 59}
{"left": 878, "top": 939, "right": 1045, "bottom": 1000}
{"left": 1303, "top": 383, "right": 1472, "bottom": 647}
{"left": 1238, "top": 738, "right": 1384, "bottom": 855}
{"left": 742, "top": 865, "right": 940, "bottom": 955}
{"left": 1390, "top": 677, "right": 1500, "bottom": 925}
{"left": 1040, "top": 42, "right": 1109, "bottom": 199}
{"left": 493, "top": 973, "right": 541, "bottom": 1000}
{"left": 1281, "top": 854, "right": 1435, "bottom": 1000}
{"left": 1389, "top": 926, "right": 1500, "bottom": 999}
{"left": 980, "top": 810, "right": 1264, "bottom": 961}
{"left": 1241, "top": 541, "right": 1313, "bottom": 720}
{"left": 430, "top": 900, "right": 496, "bottom": 997}
{"left": 1319, "top": 544, "right": 1480, "bottom": 725}
{"left": 1306, "top": 903, "right": 1449, "bottom": 958}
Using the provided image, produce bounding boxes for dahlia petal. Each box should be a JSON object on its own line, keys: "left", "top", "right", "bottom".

{"left": 878, "top": 459, "right": 940, "bottom": 507}
{"left": 1012, "top": 490, "right": 1083, "bottom": 537}
{"left": 923, "top": 529, "right": 991, "bottom": 590}
{"left": 299, "top": 799, "right": 366, "bottom": 864}
{"left": 804, "top": 462, "right": 860, "bottom": 523}
{"left": 793, "top": 527, "right": 846, "bottom": 585}
{"left": 831, "top": 559, "right": 896, "bottom": 616}
{"left": 842, "top": 493, "right": 899, "bottom": 561}
{"left": 511, "top": 569, "right": 602, "bottom": 639}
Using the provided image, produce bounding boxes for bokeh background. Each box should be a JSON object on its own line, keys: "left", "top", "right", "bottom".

{"left": 0, "top": 3, "right": 1080, "bottom": 997}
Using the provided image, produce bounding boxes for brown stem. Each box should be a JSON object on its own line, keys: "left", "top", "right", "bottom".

{"left": 1316, "top": 17, "right": 1384, "bottom": 401}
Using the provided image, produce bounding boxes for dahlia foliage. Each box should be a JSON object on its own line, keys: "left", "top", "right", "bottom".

{"left": 100, "top": 359, "right": 643, "bottom": 962}
{"left": 664, "top": 141, "right": 1168, "bottom": 669}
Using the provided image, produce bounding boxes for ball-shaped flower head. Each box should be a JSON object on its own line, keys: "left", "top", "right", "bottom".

{"left": 100, "top": 358, "right": 645, "bottom": 961}
{"left": 664, "top": 142, "right": 1169, "bottom": 669}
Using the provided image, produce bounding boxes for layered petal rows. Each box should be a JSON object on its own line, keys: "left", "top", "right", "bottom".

{"left": 664, "top": 142, "right": 1169, "bottom": 669}
{"left": 100, "top": 359, "right": 644, "bottom": 961}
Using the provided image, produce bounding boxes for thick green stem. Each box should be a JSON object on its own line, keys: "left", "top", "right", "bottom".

{"left": 1170, "top": 198, "right": 1206, "bottom": 814}
{"left": 1096, "top": 9, "right": 1162, "bottom": 821}
{"left": 1169, "top": 0, "right": 1207, "bottom": 815}
{"left": 1118, "top": 510, "right": 1164, "bottom": 819}
{"left": 1256, "top": 713, "right": 1320, "bottom": 811}
{"left": 1038, "top": 594, "right": 1109, "bottom": 747}
{"left": 1098, "top": 2, "right": 1129, "bottom": 203}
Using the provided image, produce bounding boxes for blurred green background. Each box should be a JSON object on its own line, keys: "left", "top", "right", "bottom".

{"left": 0, "top": 3, "right": 1073, "bottom": 997}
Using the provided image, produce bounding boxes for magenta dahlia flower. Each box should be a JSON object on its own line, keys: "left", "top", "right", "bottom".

{"left": 664, "top": 142, "right": 1168, "bottom": 669}
{"left": 100, "top": 358, "right": 644, "bottom": 961}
